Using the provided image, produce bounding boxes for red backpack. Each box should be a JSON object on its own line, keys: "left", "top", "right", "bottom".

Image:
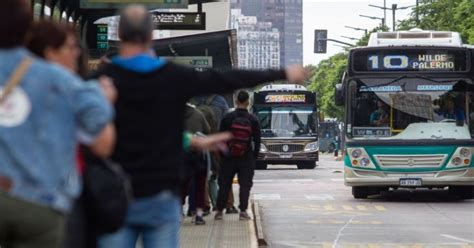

{"left": 229, "top": 116, "right": 253, "bottom": 158}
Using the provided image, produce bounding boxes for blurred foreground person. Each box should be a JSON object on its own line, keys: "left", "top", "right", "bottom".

{"left": 0, "top": 1, "right": 113, "bottom": 248}
{"left": 94, "top": 5, "right": 308, "bottom": 248}
{"left": 26, "top": 20, "right": 117, "bottom": 248}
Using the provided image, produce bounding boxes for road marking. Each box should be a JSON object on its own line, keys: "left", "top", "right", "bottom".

{"left": 442, "top": 234, "right": 474, "bottom": 243}
{"left": 356, "top": 205, "right": 368, "bottom": 211}
{"left": 292, "top": 179, "right": 314, "bottom": 183}
{"left": 253, "top": 194, "right": 280, "bottom": 200}
{"left": 305, "top": 194, "right": 335, "bottom": 201}
{"left": 374, "top": 205, "right": 387, "bottom": 211}
{"left": 253, "top": 179, "right": 274, "bottom": 183}
{"left": 324, "top": 204, "right": 336, "bottom": 211}
{"left": 331, "top": 178, "right": 344, "bottom": 182}
{"left": 342, "top": 205, "right": 354, "bottom": 211}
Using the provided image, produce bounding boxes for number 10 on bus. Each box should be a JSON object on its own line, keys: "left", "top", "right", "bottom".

{"left": 369, "top": 55, "right": 409, "bottom": 70}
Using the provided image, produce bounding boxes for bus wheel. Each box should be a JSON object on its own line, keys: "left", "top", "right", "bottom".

{"left": 256, "top": 162, "right": 268, "bottom": 170}
{"left": 449, "top": 186, "right": 474, "bottom": 199}
{"left": 352, "top": 186, "right": 369, "bottom": 199}
{"left": 297, "top": 162, "right": 316, "bottom": 170}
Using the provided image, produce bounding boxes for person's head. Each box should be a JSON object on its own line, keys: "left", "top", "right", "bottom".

{"left": 25, "top": 21, "right": 81, "bottom": 72}
{"left": 235, "top": 90, "right": 250, "bottom": 109}
{"left": 118, "top": 5, "right": 153, "bottom": 46}
{"left": 376, "top": 100, "right": 385, "bottom": 108}
{"left": 0, "top": 0, "right": 32, "bottom": 49}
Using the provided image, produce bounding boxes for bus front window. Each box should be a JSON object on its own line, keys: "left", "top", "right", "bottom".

{"left": 255, "top": 106, "right": 317, "bottom": 138}
{"left": 349, "top": 78, "right": 473, "bottom": 139}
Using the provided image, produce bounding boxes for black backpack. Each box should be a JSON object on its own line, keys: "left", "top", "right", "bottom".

{"left": 82, "top": 148, "right": 132, "bottom": 234}
{"left": 229, "top": 116, "right": 253, "bottom": 158}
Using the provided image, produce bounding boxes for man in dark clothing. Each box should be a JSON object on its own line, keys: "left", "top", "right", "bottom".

{"left": 94, "top": 5, "right": 308, "bottom": 248}
{"left": 215, "top": 91, "right": 261, "bottom": 221}
{"left": 182, "top": 103, "right": 210, "bottom": 225}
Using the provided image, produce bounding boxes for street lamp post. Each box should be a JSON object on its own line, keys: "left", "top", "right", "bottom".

{"left": 368, "top": 3, "right": 415, "bottom": 31}
{"left": 359, "top": 15, "right": 385, "bottom": 28}
{"left": 344, "top": 26, "right": 368, "bottom": 36}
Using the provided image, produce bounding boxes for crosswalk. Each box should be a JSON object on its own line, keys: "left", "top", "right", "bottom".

{"left": 291, "top": 204, "right": 387, "bottom": 213}
{"left": 270, "top": 241, "right": 474, "bottom": 248}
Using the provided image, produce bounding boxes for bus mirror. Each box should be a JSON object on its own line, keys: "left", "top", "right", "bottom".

{"left": 335, "top": 83, "right": 344, "bottom": 106}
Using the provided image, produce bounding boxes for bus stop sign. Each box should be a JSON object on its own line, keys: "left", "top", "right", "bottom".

{"left": 314, "top": 29, "right": 328, "bottom": 54}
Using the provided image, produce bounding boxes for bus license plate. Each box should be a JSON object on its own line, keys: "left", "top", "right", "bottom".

{"left": 400, "top": 178, "right": 422, "bottom": 186}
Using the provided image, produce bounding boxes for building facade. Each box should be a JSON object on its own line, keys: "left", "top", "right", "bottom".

{"left": 231, "top": 9, "right": 280, "bottom": 69}
{"left": 231, "top": 0, "right": 303, "bottom": 66}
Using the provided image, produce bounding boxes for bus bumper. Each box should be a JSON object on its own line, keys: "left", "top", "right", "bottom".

{"left": 344, "top": 167, "right": 474, "bottom": 187}
{"left": 258, "top": 151, "right": 319, "bottom": 164}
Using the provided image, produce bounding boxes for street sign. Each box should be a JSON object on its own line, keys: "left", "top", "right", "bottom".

{"left": 152, "top": 12, "right": 206, "bottom": 30}
{"left": 80, "top": 0, "right": 188, "bottom": 9}
{"left": 314, "top": 29, "right": 328, "bottom": 54}
{"left": 96, "top": 24, "right": 108, "bottom": 50}
{"left": 163, "top": 56, "right": 213, "bottom": 70}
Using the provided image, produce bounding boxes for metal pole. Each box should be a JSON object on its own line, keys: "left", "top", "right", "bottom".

{"left": 416, "top": 0, "right": 420, "bottom": 26}
{"left": 383, "top": 0, "right": 387, "bottom": 28}
{"left": 392, "top": 4, "right": 397, "bottom": 31}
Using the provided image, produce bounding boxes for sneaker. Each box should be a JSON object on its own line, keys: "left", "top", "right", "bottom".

{"left": 214, "top": 211, "right": 223, "bottom": 220}
{"left": 226, "top": 206, "right": 239, "bottom": 214}
{"left": 239, "top": 211, "right": 251, "bottom": 220}
{"left": 203, "top": 208, "right": 211, "bottom": 217}
{"left": 195, "top": 215, "right": 206, "bottom": 225}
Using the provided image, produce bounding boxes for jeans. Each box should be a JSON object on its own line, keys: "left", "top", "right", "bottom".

{"left": 98, "top": 191, "right": 181, "bottom": 248}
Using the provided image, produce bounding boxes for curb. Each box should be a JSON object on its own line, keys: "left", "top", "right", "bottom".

{"left": 251, "top": 200, "right": 268, "bottom": 247}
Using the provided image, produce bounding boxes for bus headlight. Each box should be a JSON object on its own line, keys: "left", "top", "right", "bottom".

{"left": 351, "top": 149, "right": 362, "bottom": 159}
{"left": 304, "top": 142, "right": 319, "bottom": 152}
{"left": 447, "top": 147, "right": 473, "bottom": 168}
{"left": 260, "top": 144, "right": 268, "bottom": 153}
{"left": 360, "top": 157, "right": 371, "bottom": 167}
{"left": 460, "top": 148, "right": 471, "bottom": 158}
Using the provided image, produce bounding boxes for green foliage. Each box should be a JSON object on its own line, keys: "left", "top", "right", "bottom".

{"left": 398, "top": 0, "right": 474, "bottom": 44}
{"left": 308, "top": 53, "right": 347, "bottom": 120}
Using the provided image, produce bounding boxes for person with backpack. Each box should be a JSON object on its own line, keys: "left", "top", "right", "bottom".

{"left": 192, "top": 95, "right": 239, "bottom": 214}
{"left": 215, "top": 91, "right": 261, "bottom": 221}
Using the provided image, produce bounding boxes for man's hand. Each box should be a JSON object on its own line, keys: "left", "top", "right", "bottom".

{"left": 191, "top": 132, "right": 232, "bottom": 152}
{"left": 285, "top": 65, "right": 310, "bottom": 84}
{"left": 99, "top": 76, "right": 117, "bottom": 104}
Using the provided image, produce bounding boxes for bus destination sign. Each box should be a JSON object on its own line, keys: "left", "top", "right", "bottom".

{"left": 265, "top": 95, "right": 306, "bottom": 103}
{"left": 353, "top": 48, "right": 469, "bottom": 72}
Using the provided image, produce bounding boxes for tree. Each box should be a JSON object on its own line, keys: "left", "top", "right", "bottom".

{"left": 398, "top": 0, "right": 474, "bottom": 44}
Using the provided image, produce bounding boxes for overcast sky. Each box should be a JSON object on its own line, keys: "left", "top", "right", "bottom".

{"left": 303, "top": 0, "right": 417, "bottom": 65}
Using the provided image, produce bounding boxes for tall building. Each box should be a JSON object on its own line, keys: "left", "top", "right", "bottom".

{"left": 231, "top": 0, "right": 303, "bottom": 66}
{"left": 231, "top": 9, "right": 280, "bottom": 69}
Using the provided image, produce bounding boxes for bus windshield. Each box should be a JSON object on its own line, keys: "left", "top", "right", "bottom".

{"left": 255, "top": 106, "right": 317, "bottom": 138}
{"left": 349, "top": 78, "right": 474, "bottom": 139}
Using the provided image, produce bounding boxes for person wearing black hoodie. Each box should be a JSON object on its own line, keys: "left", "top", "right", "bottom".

{"left": 94, "top": 5, "right": 308, "bottom": 248}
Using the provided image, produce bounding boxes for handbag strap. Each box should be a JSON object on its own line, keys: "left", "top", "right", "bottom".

{"left": 0, "top": 58, "right": 33, "bottom": 104}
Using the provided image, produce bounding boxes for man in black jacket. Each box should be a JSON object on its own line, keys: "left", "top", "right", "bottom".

{"left": 214, "top": 91, "right": 260, "bottom": 220}
{"left": 95, "top": 5, "right": 308, "bottom": 248}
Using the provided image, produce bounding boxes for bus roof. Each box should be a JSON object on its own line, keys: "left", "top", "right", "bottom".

{"left": 367, "top": 29, "right": 463, "bottom": 47}
{"left": 258, "top": 84, "right": 307, "bottom": 92}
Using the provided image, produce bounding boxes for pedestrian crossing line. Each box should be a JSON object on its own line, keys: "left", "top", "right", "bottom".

{"left": 306, "top": 220, "right": 384, "bottom": 225}
{"left": 291, "top": 204, "right": 388, "bottom": 212}
{"left": 276, "top": 242, "right": 474, "bottom": 248}
{"left": 324, "top": 204, "right": 336, "bottom": 211}
{"left": 356, "top": 205, "right": 368, "bottom": 211}
{"left": 342, "top": 205, "right": 354, "bottom": 211}
{"left": 374, "top": 205, "right": 387, "bottom": 211}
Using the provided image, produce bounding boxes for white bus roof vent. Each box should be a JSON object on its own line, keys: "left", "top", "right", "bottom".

{"left": 368, "top": 29, "right": 462, "bottom": 47}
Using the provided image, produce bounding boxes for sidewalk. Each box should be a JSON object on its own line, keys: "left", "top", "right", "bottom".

{"left": 179, "top": 187, "right": 258, "bottom": 248}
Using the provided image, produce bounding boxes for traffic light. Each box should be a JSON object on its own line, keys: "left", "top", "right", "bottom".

{"left": 314, "top": 29, "right": 327, "bottom": 54}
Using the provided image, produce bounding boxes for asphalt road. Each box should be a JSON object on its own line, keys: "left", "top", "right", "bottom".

{"left": 252, "top": 154, "right": 474, "bottom": 248}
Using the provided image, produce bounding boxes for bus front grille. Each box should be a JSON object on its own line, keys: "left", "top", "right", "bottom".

{"left": 267, "top": 144, "right": 305, "bottom": 153}
{"left": 373, "top": 154, "right": 448, "bottom": 168}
